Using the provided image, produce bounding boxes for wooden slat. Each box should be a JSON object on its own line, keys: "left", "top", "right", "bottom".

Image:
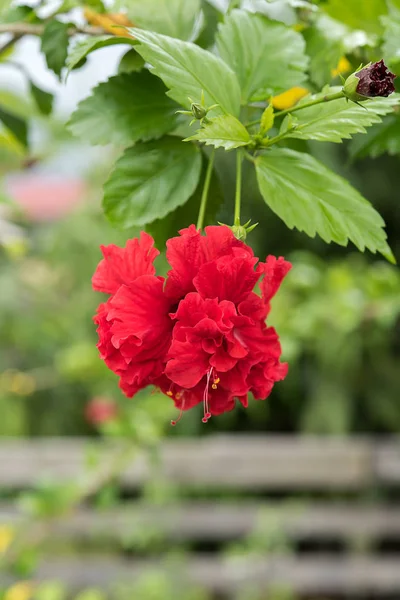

{"left": 0, "top": 436, "right": 379, "bottom": 489}
{"left": 2, "top": 502, "right": 400, "bottom": 542}
{"left": 3, "top": 555, "right": 400, "bottom": 594}
{"left": 375, "top": 441, "right": 400, "bottom": 483}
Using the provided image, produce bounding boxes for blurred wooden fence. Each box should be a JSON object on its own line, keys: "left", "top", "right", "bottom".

{"left": 1, "top": 436, "right": 400, "bottom": 596}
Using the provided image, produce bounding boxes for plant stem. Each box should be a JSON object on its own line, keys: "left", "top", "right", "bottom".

{"left": 0, "top": 22, "right": 104, "bottom": 36}
{"left": 0, "top": 34, "right": 23, "bottom": 56}
{"left": 234, "top": 150, "right": 243, "bottom": 225}
{"left": 261, "top": 128, "right": 295, "bottom": 148}
{"left": 196, "top": 148, "right": 215, "bottom": 230}
{"left": 246, "top": 90, "right": 346, "bottom": 128}
{"left": 275, "top": 90, "right": 345, "bottom": 118}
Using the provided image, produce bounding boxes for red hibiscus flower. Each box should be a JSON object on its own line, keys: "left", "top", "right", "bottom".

{"left": 164, "top": 231, "right": 291, "bottom": 422}
{"left": 92, "top": 225, "right": 291, "bottom": 423}
{"left": 92, "top": 232, "right": 174, "bottom": 396}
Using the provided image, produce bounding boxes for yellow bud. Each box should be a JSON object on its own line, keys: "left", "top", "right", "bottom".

{"left": 331, "top": 56, "right": 351, "bottom": 78}
{"left": 272, "top": 87, "right": 309, "bottom": 110}
{"left": 4, "top": 581, "right": 33, "bottom": 600}
{"left": 9, "top": 373, "right": 36, "bottom": 396}
{"left": 83, "top": 8, "right": 134, "bottom": 37}
{"left": 0, "top": 525, "right": 14, "bottom": 553}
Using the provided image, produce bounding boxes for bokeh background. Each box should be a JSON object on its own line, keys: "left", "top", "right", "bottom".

{"left": 1, "top": 0, "right": 400, "bottom": 598}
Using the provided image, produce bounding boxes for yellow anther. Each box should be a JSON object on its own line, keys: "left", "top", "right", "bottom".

{"left": 214, "top": 377, "right": 220, "bottom": 384}
{"left": 212, "top": 383, "right": 217, "bottom": 389}
{"left": 166, "top": 391, "right": 173, "bottom": 397}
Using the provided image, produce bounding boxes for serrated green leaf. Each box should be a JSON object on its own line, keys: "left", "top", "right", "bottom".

{"left": 30, "top": 82, "right": 53, "bottom": 116}
{"left": 66, "top": 35, "right": 137, "bottom": 75}
{"left": 68, "top": 71, "right": 179, "bottom": 146}
{"left": 41, "top": 19, "right": 69, "bottom": 79}
{"left": 118, "top": 48, "right": 145, "bottom": 73}
{"left": 186, "top": 114, "right": 250, "bottom": 149}
{"left": 281, "top": 89, "right": 400, "bottom": 143}
{"left": 216, "top": 9, "right": 308, "bottom": 102}
{"left": 260, "top": 104, "right": 274, "bottom": 134}
{"left": 349, "top": 114, "right": 400, "bottom": 158}
{"left": 147, "top": 153, "right": 223, "bottom": 248}
{"left": 324, "top": 0, "right": 387, "bottom": 35}
{"left": 255, "top": 148, "right": 394, "bottom": 262}
{"left": 132, "top": 28, "right": 241, "bottom": 116}
{"left": 124, "top": 0, "right": 201, "bottom": 40}
{"left": 0, "top": 105, "right": 28, "bottom": 146}
{"left": 103, "top": 136, "right": 202, "bottom": 228}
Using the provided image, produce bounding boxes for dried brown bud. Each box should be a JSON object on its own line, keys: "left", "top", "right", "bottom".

{"left": 343, "top": 60, "right": 396, "bottom": 102}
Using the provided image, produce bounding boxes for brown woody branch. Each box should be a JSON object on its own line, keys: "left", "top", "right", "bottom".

{"left": 0, "top": 22, "right": 104, "bottom": 36}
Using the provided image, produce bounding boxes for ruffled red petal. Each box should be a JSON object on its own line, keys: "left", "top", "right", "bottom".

{"left": 92, "top": 231, "right": 159, "bottom": 295}
{"left": 260, "top": 255, "right": 292, "bottom": 307}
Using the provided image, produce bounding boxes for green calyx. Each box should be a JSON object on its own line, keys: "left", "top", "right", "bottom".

{"left": 218, "top": 219, "right": 258, "bottom": 241}
{"left": 342, "top": 64, "right": 370, "bottom": 103}
{"left": 176, "top": 90, "right": 219, "bottom": 126}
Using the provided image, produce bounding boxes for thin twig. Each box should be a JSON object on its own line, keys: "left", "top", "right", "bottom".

{"left": 0, "top": 33, "right": 23, "bottom": 56}
{"left": 0, "top": 22, "right": 105, "bottom": 36}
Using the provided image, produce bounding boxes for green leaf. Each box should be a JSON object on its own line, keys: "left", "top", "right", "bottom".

{"left": 103, "top": 136, "right": 202, "bottom": 228}
{"left": 147, "top": 153, "right": 224, "bottom": 248}
{"left": 260, "top": 104, "right": 274, "bottom": 134}
{"left": 83, "top": 0, "right": 106, "bottom": 10}
{"left": 124, "top": 0, "right": 201, "bottom": 40}
{"left": 243, "top": 0, "right": 300, "bottom": 25}
{"left": 0, "top": 0, "right": 12, "bottom": 17}
{"left": 30, "top": 82, "right": 53, "bottom": 116}
{"left": 324, "top": 0, "right": 387, "bottom": 35}
{"left": 281, "top": 89, "right": 400, "bottom": 143}
{"left": 185, "top": 114, "right": 250, "bottom": 149}
{"left": 382, "top": 13, "right": 400, "bottom": 74}
{"left": 349, "top": 114, "right": 400, "bottom": 158}
{"left": 216, "top": 9, "right": 308, "bottom": 102}
{"left": 0, "top": 105, "right": 28, "bottom": 146}
{"left": 66, "top": 35, "right": 137, "bottom": 75}
{"left": 118, "top": 48, "right": 145, "bottom": 73}
{"left": 68, "top": 71, "right": 179, "bottom": 146}
{"left": 41, "top": 19, "right": 69, "bottom": 79}
{"left": 196, "top": 0, "right": 223, "bottom": 49}
{"left": 132, "top": 28, "right": 241, "bottom": 116}
{"left": 2, "top": 4, "right": 38, "bottom": 22}
{"left": 303, "top": 15, "right": 344, "bottom": 88}
{"left": 255, "top": 148, "right": 394, "bottom": 262}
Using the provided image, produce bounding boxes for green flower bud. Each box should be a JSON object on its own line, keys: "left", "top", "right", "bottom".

{"left": 191, "top": 103, "right": 207, "bottom": 120}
